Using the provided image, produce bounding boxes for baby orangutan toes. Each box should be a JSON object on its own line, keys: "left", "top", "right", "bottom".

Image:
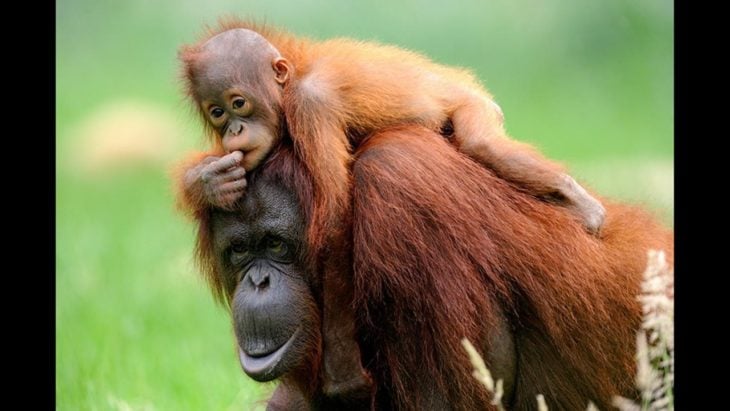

{"left": 561, "top": 174, "right": 606, "bottom": 235}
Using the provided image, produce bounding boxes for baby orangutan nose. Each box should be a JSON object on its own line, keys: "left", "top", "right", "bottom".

{"left": 228, "top": 122, "right": 244, "bottom": 136}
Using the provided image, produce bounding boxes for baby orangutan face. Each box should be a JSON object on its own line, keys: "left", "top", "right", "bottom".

{"left": 186, "top": 28, "right": 291, "bottom": 171}
{"left": 179, "top": 29, "right": 293, "bottom": 211}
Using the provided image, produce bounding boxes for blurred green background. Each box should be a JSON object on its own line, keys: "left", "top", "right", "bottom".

{"left": 56, "top": 0, "right": 673, "bottom": 409}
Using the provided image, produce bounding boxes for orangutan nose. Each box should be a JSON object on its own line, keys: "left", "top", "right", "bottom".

{"left": 228, "top": 122, "right": 244, "bottom": 136}
{"left": 246, "top": 266, "right": 270, "bottom": 291}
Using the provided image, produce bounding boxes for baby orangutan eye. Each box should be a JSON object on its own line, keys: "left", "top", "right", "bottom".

{"left": 231, "top": 97, "right": 253, "bottom": 116}
{"left": 210, "top": 106, "right": 225, "bottom": 118}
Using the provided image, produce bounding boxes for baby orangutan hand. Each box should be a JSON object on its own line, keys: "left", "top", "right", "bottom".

{"left": 184, "top": 151, "right": 247, "bottom": 211}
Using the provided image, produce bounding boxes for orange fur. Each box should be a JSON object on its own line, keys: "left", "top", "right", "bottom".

{"left": 351, "top": 126, "right": 672, "bottom": 410}
{"left": 191, "top": 124, "right": 672, "bottom": 409}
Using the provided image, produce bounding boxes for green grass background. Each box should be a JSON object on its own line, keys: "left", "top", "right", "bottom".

{"left": 56, "top": 0, "right": 673, "bottom": 409}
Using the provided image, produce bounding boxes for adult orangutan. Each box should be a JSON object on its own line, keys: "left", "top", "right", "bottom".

{"left": 195, "top": 125, "right": 673, "bottom": 410}
{"left": 175, "top": 19, "right": 607, "bottom": 397}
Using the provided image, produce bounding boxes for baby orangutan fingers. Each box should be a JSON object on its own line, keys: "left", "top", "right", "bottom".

{"left": 200, "top": 156, "right": 220, "bottom": 166}
{"left": 217, "top": 166, "right": 246, "bottom": 183}
{"left": 219, "top": 179, "right": 248, "bottom": 195}
{"left": 205, "top": 171, "right": 247, "bottom": 211}
{"left": 211, "top": 174, "right": 248, "bottom": 210}
{"left": 200, "top": 151, "right": 244, "bottom": 181}
{"left": 184, "top": 151, "right": 248, "bottom": 210}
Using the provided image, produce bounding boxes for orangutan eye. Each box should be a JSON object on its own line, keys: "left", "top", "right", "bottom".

{"left": 210, "top": 106, "right": 225, "bottom": 118}
{"left": 229, "top": 241, "right": 251, "bottom": 264}
{"left": 231, "top": 96, "right": 253, "bottom": 116}
{"left": 232, "top": 98, "right": 246, "bottom": 109}
{"left": 268, "top": 238, "right": 284, "bottom": 253}
{"left": 266, "top": 237, "right": 292, "bottom": 262}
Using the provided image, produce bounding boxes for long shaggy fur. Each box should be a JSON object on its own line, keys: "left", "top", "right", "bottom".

{"left": 351, "top": 126, "right": 673, "bottom": 410}
{"left": 191, "top": 124, "right": 672, "bottom": 409}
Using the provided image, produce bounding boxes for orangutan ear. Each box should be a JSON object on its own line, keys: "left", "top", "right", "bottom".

{"left": 273, "top": 58, "right": 291, "bottom": 85}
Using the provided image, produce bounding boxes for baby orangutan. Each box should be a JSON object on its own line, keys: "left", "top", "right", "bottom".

{"left": 177, "top": 22, "right": 605, "bottom": 234}
{"left": 175, "top": 20, "right": 606, "bottom": 405}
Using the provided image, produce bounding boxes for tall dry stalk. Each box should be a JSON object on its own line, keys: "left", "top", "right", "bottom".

{"left": 463, "top": 249, "right": 674, "bottom": 411}
{"left": 614, "top": 249, "right": 674, "bottom": 411}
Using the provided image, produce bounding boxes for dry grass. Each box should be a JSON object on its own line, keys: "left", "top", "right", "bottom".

{"left": 613, "top": 250, "right": 674, "bottom": 411}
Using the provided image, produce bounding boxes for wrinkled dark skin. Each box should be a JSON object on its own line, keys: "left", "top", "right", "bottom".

{"left": 211, "top": 176, "right": 316, "bottom": 384}
{"left": 210, "top": 175, "right": 371, "bottom": 410}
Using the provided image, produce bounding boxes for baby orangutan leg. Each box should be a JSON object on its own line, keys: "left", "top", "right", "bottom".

{"left": 451, "top": 94, "right": 606, "bottom": 234}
